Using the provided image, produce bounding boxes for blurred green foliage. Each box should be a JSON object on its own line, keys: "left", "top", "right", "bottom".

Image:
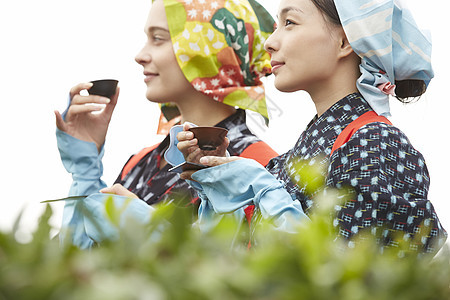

{"left": 1, "top": 197, "right": 449, "bottom": 300}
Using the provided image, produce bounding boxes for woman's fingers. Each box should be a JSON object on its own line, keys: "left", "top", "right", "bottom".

{"left": 69, "top": 82, "right": 93, "bottom": 99}
{"left": 186, "top": 147, "right": 203, "bottom": 164}
{"left": 54, "top": 110, "right": 67, "bottom": 132}
{"left": 110, "top": 85, "right": 120, "bottom": 103}
{"left": 183, "top": 122, "right": 193, "bottom": 131}
{"left": 69, "top": 82, "right": 114, "bottom": 107}
{"left": 177, "top": 138, "right": 200, "bottom": 164}
{"left": 179, "top": 156, "right": 242, "bottom": 180}
{"left": 71, "top": 94, "right": 111, "bottom": 105}
{"left": 176, "top": 130, "right": 194, "bottom": 142}
{"left": 67, "top": 103, "right": 105, "bottom": 116}
{"left": 176, "top": 124, "right": 200, "bottom": 158}
{"left": 177, "top": 138, "right": 198, "bottom": 152}
{"left": 199, "top": 156, "right": 241, "bottom": 167}
{"left": 103, "top": 86, "right": 120, "bottom": 115}
{"left": 179, "top": 170, "right": 195, "bottom": 180}
{"left": 100, "top": 183, "right": 139, "bottom": 199}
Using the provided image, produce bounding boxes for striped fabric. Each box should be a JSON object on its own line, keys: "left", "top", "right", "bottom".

{"left": 335, "top": 0, "right": 434, "bottom": 116}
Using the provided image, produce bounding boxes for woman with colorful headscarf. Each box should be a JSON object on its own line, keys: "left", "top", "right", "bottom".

{"left": 55, "top": 0, "right": 278, "bottom": 248}
{"left": 177, "top": 0, "right": 447, "bottom": 252}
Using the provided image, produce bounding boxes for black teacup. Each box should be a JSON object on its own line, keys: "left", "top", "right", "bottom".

{"left": 88, "top": 79, "right": 119, "bottom": 98}
{"left": 189, "top": 127, "right": 228, "bottom": 151}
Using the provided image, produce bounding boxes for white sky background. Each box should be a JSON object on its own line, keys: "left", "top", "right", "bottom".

{"left": 0, "top": 0, "right": 449, "bottom": 242}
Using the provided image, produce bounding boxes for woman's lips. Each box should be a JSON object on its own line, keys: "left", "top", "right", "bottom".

{"left": 271, "top": 61, "right": 285, "bottom": 72}
{"left": 144, "top": 72, "right": 158, "bottom": 83}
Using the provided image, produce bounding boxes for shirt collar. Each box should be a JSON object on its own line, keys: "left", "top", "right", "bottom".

{"left": 306, "top": 93, "right": 372, "bottom": 132}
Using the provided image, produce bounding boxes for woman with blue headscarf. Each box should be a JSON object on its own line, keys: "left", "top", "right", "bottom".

{"left": 177, "top": 0, "right": 447, "bottom": 252}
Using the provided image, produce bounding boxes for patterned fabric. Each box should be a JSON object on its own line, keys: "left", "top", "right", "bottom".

{"left": 266, "top": 93, "right": 446, "bottom": 252}
{"left": 116, "top": 109, "right": 261, "bottom": 205}
{"left": 334, "top": 0, "right": 434, "bottom": 116}
{"left": 158, "top": 0, "right": 275, "bottom": 133}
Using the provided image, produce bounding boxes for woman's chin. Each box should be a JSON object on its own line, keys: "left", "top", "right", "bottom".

{"left": 145, "top": 92, "right": 166, "bottom": 103}
{"left": 274, "top": 81, "right": 299, "bottom": 93}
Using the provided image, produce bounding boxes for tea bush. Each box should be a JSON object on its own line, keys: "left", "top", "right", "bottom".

{"left": 0, "top": 197, "right": 448, "bottom": 300}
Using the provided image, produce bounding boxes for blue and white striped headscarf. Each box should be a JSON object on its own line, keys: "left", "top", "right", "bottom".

{"left": 334, "top": 0, "right": 434, "bottom": 116}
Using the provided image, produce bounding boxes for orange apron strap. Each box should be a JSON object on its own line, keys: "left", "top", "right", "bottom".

{"left": 330, "top": 111, "right": 392, "bottom": 156}
{"left": 121, "top": 144, "right": 160, "bottom": 180}
{"left": 239, "top": 141, "right": 278, "bottom": 167}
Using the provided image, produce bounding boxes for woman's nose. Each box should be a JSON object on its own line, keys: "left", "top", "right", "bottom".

{"left": 264, "top": 31, "right": 279, "bottom": 54}
{"left": 135, "top": 44, "right": 151, "bottom": 65}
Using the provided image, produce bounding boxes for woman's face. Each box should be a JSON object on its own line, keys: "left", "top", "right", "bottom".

{"left": 135, "top": 0, "right": 193, "bottom": 103}
{"left": 264, "top": 0, "right": 343, "bottom": 94}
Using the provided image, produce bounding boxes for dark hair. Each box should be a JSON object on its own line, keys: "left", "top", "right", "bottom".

{"left": 310, "top": 0, "right": 427, "bottom": 102}
{"left": 392, "top": 80, "right": 427, "bottom": 103}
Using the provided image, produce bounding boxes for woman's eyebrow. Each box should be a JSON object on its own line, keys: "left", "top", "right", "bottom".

{"left": 277, "top": 6, "right": 304, "bottom": 19}
{"left": 146, "top": 26, "right": 170, "bottom": 34}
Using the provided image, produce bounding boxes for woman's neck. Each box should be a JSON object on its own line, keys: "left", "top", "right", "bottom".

{"left": 310, "top": 84, "right": 358, "bottom": 116}
{"left": 309, "top": 55, "right": 360, "bottom": 116}
{"left": 175, "top": 92, "right": 236, "bottom": 126}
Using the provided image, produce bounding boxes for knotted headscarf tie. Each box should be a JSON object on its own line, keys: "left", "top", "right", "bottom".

{"left": 335, "top": 0, "right": 434, "bottom": 116}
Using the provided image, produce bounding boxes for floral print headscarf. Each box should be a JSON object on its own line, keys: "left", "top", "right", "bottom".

{"left": 156, "top": 0, "right": 275, "bottom": 134}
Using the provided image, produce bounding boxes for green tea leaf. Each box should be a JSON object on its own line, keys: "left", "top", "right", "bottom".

{"left": 40, "top": 195, "right": 88, "bottom": 203}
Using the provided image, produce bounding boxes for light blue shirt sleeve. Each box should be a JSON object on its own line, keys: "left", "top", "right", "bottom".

{"left": 56, "top": 128, "right": 111, "bottom": 248}
{"left": 191, "top": 159, "right": 309, "bottom": 233}
{"left": 56, "top": 93, "right": 107, "bottom": 196}
{"left": 56, "top": 130, "right": 157, "bottom": 249}
{"left": 59, "top": 193, "right": 154, "bottom": 249}
{"left": 56, "top": 129, "right": 108, "bottom": 196}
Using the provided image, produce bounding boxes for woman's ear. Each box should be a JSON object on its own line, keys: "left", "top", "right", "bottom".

{"left": 336, "top": 28, "right": 354, "bottom": 59}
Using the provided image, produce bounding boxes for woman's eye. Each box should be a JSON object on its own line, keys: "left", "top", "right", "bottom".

{"left": 285, "top": 19, "right": 295, "bottom": 26}
{"left": 151, "top": 34, "right": 167, "bottom": 43}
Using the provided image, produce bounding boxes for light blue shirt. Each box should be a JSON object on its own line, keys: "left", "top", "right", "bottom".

{"left": 56, "top": 129, "right": 309, "bottom": 249}
{"left": 56, "top": 129, "right": 153, "bottom": 248}
{"left": 191, "top": 159, "right": 309, "bottom": 234}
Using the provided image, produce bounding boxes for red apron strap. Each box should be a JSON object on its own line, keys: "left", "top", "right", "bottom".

{"left": 330, "top": 111, "right": 392, "bottom": 156}
{"left": 239, "top": 141, "right": 278, "bottom": 167}
{"left": 121, "top": 144, "right": 160, "bottom": 180}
